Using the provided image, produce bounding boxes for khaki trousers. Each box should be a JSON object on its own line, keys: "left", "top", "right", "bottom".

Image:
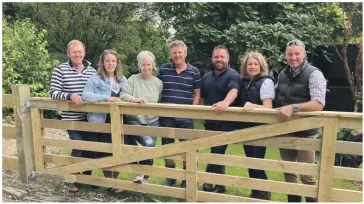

{"left": 279, "top": 134, "right": 317, "bottom": 185}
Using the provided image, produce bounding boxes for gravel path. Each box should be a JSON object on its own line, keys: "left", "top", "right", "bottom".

{"left": 2, "top": 127, "right": 158, "bottom": 202}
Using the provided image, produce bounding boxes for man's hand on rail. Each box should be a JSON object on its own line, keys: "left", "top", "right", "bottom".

{"left": 212, "top": 101, "right": 229, "bottom": 112}
{"left": 70, "top": 94, "right": 84, "bottom": 105}
{"left": 108, "top": 97, "right": 122, "bottom": 102}
{"left": 276, "top": 105, "right": 294, "bottom": 120}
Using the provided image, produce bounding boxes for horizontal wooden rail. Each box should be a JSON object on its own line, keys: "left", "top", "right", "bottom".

{"left": 198, "top": 153, "right": 362, "bottom": 181}
{"left": 72, "top": 174, "right": 186, "bottom": 199}
{"left": 41, "top": 119, "right": 362, "bottom": 156}
{"left": 197, "top": 172, "right": 317, "bottom": 197}
{"left": 332, "top": 188, "right": 363, "bottom": 202}
{"left": 2, "top": 125, "right": 16, "bottom": 139}
{"left": 30, "top": 97, "right": 362, "bottom": 129}
{"left": 3, "top": 156, "right": 18, "bottom": 170}
{"left": 2, "top": 94, "right": 13, "bottom": 108}
{"left": 197, "top": 191, "right": 270, "bottom": 202}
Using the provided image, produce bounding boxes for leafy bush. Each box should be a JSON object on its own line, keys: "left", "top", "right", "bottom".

{"left": 3, "top": 18, "right": 59, "bottom": 97}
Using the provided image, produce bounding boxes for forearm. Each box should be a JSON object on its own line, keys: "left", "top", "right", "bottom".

{"left": 222, "top": 89, "right": 238, "bottom": 105}
{"left": 296, "top": 100, "right": 324, "bottom": 111}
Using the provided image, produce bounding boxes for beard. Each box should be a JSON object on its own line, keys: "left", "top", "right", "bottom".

{"left": 212, "top": 61, "right": 228, "bottom": 71}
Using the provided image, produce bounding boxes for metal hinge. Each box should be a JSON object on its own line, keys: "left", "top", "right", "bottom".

{"left": 22, "top": 101, "right": 60, "bottom": 113}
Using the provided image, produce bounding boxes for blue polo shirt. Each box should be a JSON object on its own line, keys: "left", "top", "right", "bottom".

{"left": 201, "top": 66, "right": 241, "bottom": 106}
{"left": 159, "top": 62, "right": 201, "bottom": 104}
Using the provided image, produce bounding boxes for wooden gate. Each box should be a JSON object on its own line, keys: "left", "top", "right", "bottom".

{"left": 2, "top": 84, "right": 363, "bottom": 202}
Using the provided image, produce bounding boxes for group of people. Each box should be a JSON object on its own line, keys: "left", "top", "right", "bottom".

{"left": 50, "top": 39, "right": 326, "bottom": 202}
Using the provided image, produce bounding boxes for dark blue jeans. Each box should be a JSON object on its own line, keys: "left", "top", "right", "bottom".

{"left": 159, "top": 117, "right": 194, "bottom": 167}
{"left": 204, "top": 122, "right": 235, "bottom": 174}
{"left": 126, "top": 120, "right": 159, "bottom": 166}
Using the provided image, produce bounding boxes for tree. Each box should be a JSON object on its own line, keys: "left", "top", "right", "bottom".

{"left": 2, "top": 18, "right": 58, "bottom": 96}
{"left": 10, "top": 3, "right": 170, "bottom": 76}
{"left": 155, "top": 2, "right": 345, "bottom": 74}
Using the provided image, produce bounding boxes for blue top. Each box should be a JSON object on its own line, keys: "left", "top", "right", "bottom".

{"left": 201, "top": 66, "right": 241, "bottom": 106}
{"left": 201, "top": 66, "right": 241, "bottom": 125}
{"left": 158, "top": 62, "right": 201, "bottom": 105}
{"left": 82, "top": 74, "right": 127, "bottom": 123}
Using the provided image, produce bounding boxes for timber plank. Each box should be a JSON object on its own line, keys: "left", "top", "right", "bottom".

{"left": 317, "top": 119, "right": 339, "bottom": 201}
{"left": 45, "top": 117, "right": 323, "bottom": 175}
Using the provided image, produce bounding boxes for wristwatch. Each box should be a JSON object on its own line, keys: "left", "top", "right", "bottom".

{"left": 292, "top": 104, "right": 299, "bottom": 113}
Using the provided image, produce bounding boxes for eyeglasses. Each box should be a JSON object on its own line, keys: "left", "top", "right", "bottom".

{"left": 103, "top": 49, "right": 117, "bottom": 54}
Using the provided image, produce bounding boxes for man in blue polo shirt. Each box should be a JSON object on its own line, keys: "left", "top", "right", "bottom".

{"left": 200, "top": 45, "right": 241, "bottom": 193}
{"left": 158, "top": 40, "right": 201, "bottom": 188}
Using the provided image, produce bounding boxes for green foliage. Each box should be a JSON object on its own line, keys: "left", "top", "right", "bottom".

{"left": 14, "top": 3, "right": 169, "bottom": 74}
{"left": 156, "top": 2, "right": 346, "bottom": 73}
{"left": 2, "top": 18, "right": 59, "bottom": 96}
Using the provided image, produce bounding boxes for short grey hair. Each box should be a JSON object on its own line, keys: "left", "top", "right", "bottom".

{"left": 169, "top": 40, "right": 188, "bottom": 55}
{"left": 286, "top": 39, "right": 306, "bottom": 49}
{"left": 137, "top": 51, "right": 156, "bottom": 71}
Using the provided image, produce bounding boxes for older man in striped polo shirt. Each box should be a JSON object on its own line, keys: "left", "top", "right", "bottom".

{"left": 49, "top": 40, "right": 96, "bottom": 192}
{"left": 158, "top": 40, "right": 201, "bottom": 188}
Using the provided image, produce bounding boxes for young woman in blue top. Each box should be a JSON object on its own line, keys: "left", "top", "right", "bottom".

{"left": 82, "top": 50, "right": 135, "bottom": 185}
{"left": 236, "top": 52, "right": 275, "bottom": 200}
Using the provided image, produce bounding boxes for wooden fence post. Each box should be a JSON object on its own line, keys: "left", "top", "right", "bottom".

{"left": 12, "top": 84, "right": 35, "bottom": 183}
{"left": 110, "top": 105, "right": 123, "bottom": 159}
{"left": 186, "top": 150, "right": 197, "bottom": 202}
{"left": 317, "top": 118, "right": 339, "bottom": 201}
{"left": 30, "top": 107, "right": 45, "bottom": 171}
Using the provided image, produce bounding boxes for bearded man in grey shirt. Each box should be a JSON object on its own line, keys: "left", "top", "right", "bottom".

{"left": 275, "top": 39, "right": 327, "bottom": 202}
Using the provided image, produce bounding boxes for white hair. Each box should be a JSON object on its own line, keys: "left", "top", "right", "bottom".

{"left": 137, "top": 51, "right": 156, "bottom": 71}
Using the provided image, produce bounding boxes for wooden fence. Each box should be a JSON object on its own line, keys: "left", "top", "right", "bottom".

{"left": 2, "top": 84, "right": 363, "bottom": 202}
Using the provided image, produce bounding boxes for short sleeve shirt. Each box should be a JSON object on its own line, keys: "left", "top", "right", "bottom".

{"left": 158, "top": 63, "right": 201, "bottom": 104}
{"left": 200, "top": 67, "right": 241, "bottom": 106}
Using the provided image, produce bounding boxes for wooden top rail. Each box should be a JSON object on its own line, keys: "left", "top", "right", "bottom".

{"left": 29, "top": 97, "right": 362, "bottom": 129}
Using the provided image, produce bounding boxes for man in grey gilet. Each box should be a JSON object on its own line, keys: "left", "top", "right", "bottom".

{"left": 275, "top": 39, "right": 327, "bottom": 202}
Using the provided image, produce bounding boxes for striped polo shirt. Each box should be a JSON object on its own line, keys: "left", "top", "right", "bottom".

{"left": 159, "top": 62, "right": 201, "bottom": 104}
{"left": 50, "top": 60, "right": 96, "bottom": 120}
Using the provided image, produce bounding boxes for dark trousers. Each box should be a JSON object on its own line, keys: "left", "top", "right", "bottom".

{"left": 204, "top": 122, "right": 234, "bottom": 174}
{"left": 243, "top": 145, "right": 268, "bottom": 180}
{"left": 67, "top": 125, "right": 95, "bottom": 176}
{"left": 160, "top": 117, "right": 194, "bottom": 168}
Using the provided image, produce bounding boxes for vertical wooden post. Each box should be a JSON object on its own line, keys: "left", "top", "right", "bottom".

{"left": 186, "top": 151, "right": 197, "bottom": 202}
{"left": 12, "top": 84, "right": 35, "bottom": 183}
{"left": 317, "top": 118, "right": 339, "bottom": 201}
{"left": 30, "top": 107, "right": 45, "bottom": 171}
{"left": 110, "top": 105, "right": 123, "bottom": 159}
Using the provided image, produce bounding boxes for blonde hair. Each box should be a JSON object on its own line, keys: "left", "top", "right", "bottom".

{"left": 240, "top": 52, "right": 269, "bottom": 77}
{"left": 97, "top": 50, "right": 123, "bottom": 82}
{"left": 67, "top": 40, "right": 85, "bottom": 52}
{"left": 169, "top": 40, "right": 187, "bottom": 55}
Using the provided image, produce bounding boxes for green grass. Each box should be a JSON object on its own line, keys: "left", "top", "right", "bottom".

{"left": 87, "top": 119, "right": 360, "bottom": 202}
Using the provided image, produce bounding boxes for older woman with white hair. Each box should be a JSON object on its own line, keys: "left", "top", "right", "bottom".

{"left": 120, "top": 50, "right": 163, "bottom": 183}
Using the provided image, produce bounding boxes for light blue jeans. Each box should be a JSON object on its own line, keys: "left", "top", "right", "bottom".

{"left": 126, "top": 120, "right": 159, "bottom": 166}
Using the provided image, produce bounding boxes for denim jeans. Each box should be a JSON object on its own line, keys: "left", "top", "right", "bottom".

{"left": 126, "top": 120, "right": 159, "bottom": 166}
{"left": 159, "top": 117, "right": 194, "bottom": 168}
